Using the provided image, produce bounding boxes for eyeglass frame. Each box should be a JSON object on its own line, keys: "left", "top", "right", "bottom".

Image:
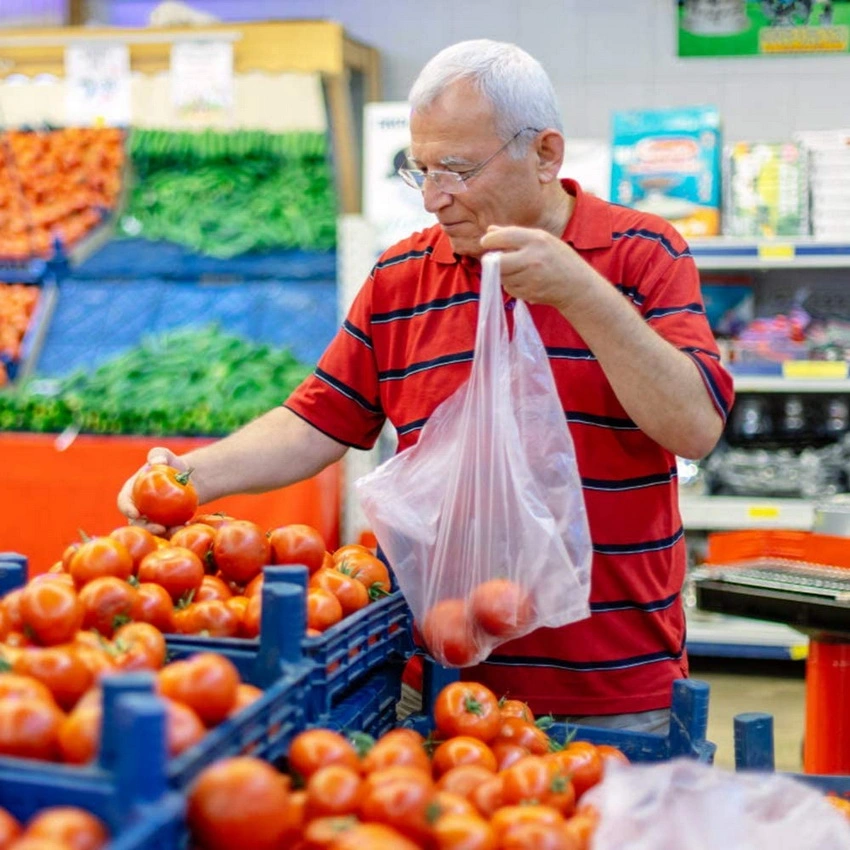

{"left": 397, "top": 126, "right": 541, "bottom": 194}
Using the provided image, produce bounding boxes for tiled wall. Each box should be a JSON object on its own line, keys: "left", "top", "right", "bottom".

{"left": 37, "top": 0, "right": 850, "bottom": 141}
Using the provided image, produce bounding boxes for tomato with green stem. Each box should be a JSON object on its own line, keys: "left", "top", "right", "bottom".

{"left": 132, "top": 464, "right": 198, "bottom": 527}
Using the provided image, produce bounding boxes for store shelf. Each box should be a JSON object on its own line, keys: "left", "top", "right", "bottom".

{"left": 686, "top": 608, "right": 808, "bottom": 661}
{"left": 732, "top": 375, "right": 850, "bottom": 393}
{"left": 690, "top": 237, "right": 850, "bottom": 270}
{"left": 680, "top": 495, "right": 814, "bottom": 531}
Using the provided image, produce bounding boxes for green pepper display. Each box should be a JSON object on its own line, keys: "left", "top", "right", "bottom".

{"left": 120, "top": 129, "right": 337, "bottom": 258}
{"left": 0, "top": 325, "right": 313, "bottom": 436}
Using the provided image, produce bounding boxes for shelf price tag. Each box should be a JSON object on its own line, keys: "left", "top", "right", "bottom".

{"left": 65, "top": 42, "right": 131, "bottom": 127}
{"left": 782, "top": 361, "right": 848, "bottom": 379}
{"left": 757, "top": 243, "right": 795, "bottom": 262}
{"left": 747, "top": 505, "right": 781, "bottom": 520}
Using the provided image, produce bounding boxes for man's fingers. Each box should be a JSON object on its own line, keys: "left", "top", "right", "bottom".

{"left": 480, "top": 224, "right": 535, "bottom": 252}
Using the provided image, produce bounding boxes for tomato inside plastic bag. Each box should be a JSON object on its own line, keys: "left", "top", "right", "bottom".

{"left": 355, "top": 251, "right": 592, "bottom": 666}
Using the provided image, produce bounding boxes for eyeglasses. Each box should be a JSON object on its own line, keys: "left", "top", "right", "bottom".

{"left": 398, "top": 127, "right": 540, "bottom": 194}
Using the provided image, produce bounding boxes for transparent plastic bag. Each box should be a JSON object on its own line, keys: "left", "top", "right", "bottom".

{"left": 584, "top": 758, "right": 850, "bottom": 849}
{"left": 355, "top": 252, "right": 592, "bottom": 666}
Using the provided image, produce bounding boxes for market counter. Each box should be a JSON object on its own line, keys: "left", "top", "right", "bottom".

{"left": 0, "top": 432, "right": 340, "bottom": 575}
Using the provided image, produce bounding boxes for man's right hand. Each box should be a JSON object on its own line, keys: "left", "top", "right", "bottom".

{"left": 117, "top": 446, "right": 189, "bottom": 535}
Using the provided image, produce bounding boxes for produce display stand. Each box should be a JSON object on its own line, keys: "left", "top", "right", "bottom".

{"left": 0, "top": 432, "right": 341, "bottom": 575}
{"left": 0, "top": 19, "right": 381, "bottom": 214}
{"left": 695, "top": 529, "right": 850, "bottom": 774}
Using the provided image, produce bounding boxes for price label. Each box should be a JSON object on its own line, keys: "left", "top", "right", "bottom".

{"left": 65, "top": 42, "right": 131, "bottom": 127}
{"left": 747, "top": 505, "right": 780, "bottom": 520}
{"left": 757, "top": 243, "right": 795, "bottom": 262}
{"left": 782, "top": 361, "right": 848, "bottom": 379}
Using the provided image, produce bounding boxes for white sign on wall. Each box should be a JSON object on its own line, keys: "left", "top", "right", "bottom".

{"left": 171, "top": 40, "right": 234, "bottom": 120}
{"left": 65, "top": 42, "right": 131, "bottom": 126}
{"left": 363, "top": 102, "right": 436, "bottom": 254}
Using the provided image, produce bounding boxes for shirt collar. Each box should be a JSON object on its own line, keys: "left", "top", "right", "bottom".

{"left": 560, "top": 178, "right": 613, "bottom": 250}
{"left": 430, "top": 177, "right": 612, "bottom": 265}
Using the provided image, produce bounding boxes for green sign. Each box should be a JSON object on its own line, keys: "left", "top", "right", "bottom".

{"left": 678, "top": 0, "right": 850, "bottom": 56}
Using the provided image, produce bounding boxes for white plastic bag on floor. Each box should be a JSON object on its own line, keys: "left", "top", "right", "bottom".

{"left": 584, "top": 758, "right": 850, "bottom": 849}
{"left": 355, "top": 252, "right": 592, "bottom": 667}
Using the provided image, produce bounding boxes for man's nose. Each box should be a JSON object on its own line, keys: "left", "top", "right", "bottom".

{"left": 422, "top": 179, "right": 453, "bottom": 214}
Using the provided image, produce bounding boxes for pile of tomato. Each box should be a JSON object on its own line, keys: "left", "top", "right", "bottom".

{"left": 0, "top": 805, "right": 110, "bottom": 850}
{"left": 185, "top": 679, "right": 619, "bottom": 850}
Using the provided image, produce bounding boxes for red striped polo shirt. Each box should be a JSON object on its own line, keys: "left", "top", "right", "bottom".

{"left": 286, "top": 179, "right": 734, "bottom": 715}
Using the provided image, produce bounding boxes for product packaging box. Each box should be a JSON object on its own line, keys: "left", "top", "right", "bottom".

{"left": 611, "top": 105, "right": 722, "bottom": 238}
{"left": 723, "top": 142, "right": 809, "bottom": 238}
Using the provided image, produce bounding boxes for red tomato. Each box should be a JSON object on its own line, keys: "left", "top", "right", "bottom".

{"left": 213, "top": 521, "right": 271, "bottom": 585}
{"left": 163, "top": 697, "right": 206, "bottom": 757}
{"left": 420, "top": 599, "right": 478, "bottom": 667}
{"left": 309, "top": 569, "right": 369, "bottom": 616}
{"left": 25, "top": 806, "right": 109, "bottom": 850}
{"left": 112, "top": 622, "right": 167, "bottom": 670}
{"left": 19, "top": 580, "right": 84, "bottom": 646}
{"left": 359, "top": 765, "right": 437, "bottom": 845}
{"left": 78, "top": 577, "right": 139, "bottom": 639}
{"left": 305, "top": 765, "right": 364, "bottom": 819}
{"left": 14, "top": 646, "right": 94, "bottom": 711}
{"left": 191, "top": 512, "right": 235, "bottom": 530}
{"left": 228, "top": 683, "right": 263, "bottom": 718}
{"left": 268, "top": 524, "right": 326, "bottom": 573}
{"left": 436, "top": 764, "right": 498, "bottom": 799}
{"left": 134, "top": 582, "right": 176, "bottom": 632}
{"left": 238, "top": 595, "right": 259, "bottom": 639}
{"left": 491, "top": 739, "right": 531, "bottom": 772}
{"left": 0, "top": 695, "right": 63, "bottom": 760}
{"left": 287, "top": 729, "right": 360, "bottom": 781}
{"left": 433, "top": 681, "right": 501, "bottom": 743}
{"left": 493, "top": 717, "right": 551, "bottom": 756}
{"left": 470, "top": 579, "right": 533, "bottom": 638}
{"left": 58, "top": 703, "right": 101, "bottom": 764}
{"left": 195, "top": 574, "right": 233, "bottom": 603}
{"left": 169, "top": 524, "right": 217, "bottom": 572}
{"left": 500, "top": 756, "right": 575, "bottom": 816}
{"left": 500, "top": 698, "right": 535, "bottom": 724}
{"left": 432, "top": 737, "right": 498, "bottom": 778}
{"left": 469, "top": 774, "right": 504, "bottom": 819}
{"left": 490, "top": 805, "right": 565, "bottom": 842}
{"left": 500, "top": 820, "right": 579, "bottom": 850}
{"left": 69, "top": 537, "right": 133, "bottom": 588}
{"left": 306, "top": 588, "right": 343, "bottom": 632}
{"left": 158, "top": 653, "right": 239, "bottom": 727}
{"left": 0, "top": 672, "right": 56, "bottom": 705}
{"left": 361, "top": 729, "right": 431, "bottom": 775}
{"left": 187, "top": 757, "right": 292, "bottom": 850}
{"left": 596, "top": 743, "right": 630, "bottom": 767}
{"left": 132, "top": 464, "right": 198, "bottom": 527}
{"left": 180, "top": 600, "right": 241, "bottom": 638}
{"left": 549, "top": 742, "right": 603, "bottom": 800}
{"left": 330, "top": 823, "right": 420, "bottom": 850}
{"left": 335, "top": 552, "right": 391, "bottom": 599}
{"left": 432, "top": 812, "right": 498, "bottom": 850}
{"left": 109, "top": 526, "right": 158, "bottom": 571}
{"left": 137, "top": 547, "right": 204, "bottom": 604}
{"left": 1, "top": 588, "right": 24, "bottom": 632}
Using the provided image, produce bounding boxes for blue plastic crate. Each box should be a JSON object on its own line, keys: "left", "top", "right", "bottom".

{"left": 734, "top": 712, "right": 850, "bottom": 798}
{"left": 405, "top": 660, "right": 716, "bottom": 764}
{"left": 316, "top": 663, "right": 404, "bottom": 741}
{"left": 0, "top": 559, "right": 312, "bottom": 793}
{"left": 167, "top": 566, "right": 413, "bottom": 721}
{"left": 0, "top": 689, "right": 185, "bottom": 850}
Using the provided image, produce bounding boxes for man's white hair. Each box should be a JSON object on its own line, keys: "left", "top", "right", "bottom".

{"left": 408, "top": 39, "right": 563, "bottom": 158}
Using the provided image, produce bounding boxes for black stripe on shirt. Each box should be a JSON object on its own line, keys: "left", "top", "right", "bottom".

{"left": 314, "top": 367, "right": 382, "bottom": 414}
{"left": 581, "top": 467, "right": 678, "bottom": 492}
{"left": 373, "top": 246, "right": 434, "bottom": 271}
{"left": 343, "top": 319, "right": 372, "bottom": 349}
{"left": 283, "top": 405, "right": 376, "bottom": 451}
{"left": 614, "top": 283, "right": 645, "bottom": 306}
{"left": 566, "top": 411, "right": 639, "bottom": 430}
{"left": 379, "top": 350, "right": 475, "bottom": 381}
{"left": 372, "top": 291, "right": 479, "bottom": 324}
{"left": 612, "top": 228, "right": 692, "bottom": 260}
{"left": 593, "top": 526, "right": 684, "bottom": 556}
{"left": 681, "top": 345, "right": 721, "bottom": 361}
{"left": 546, "top": 347, "right": 596, "bottom": 361}
{"left": 396, "top": 417, "right": 429, "bottom": 436}
{"left": 483, "top": 645, "right": 685, "bottom": 673}
{"left": 590, "top": 592, "right": 679, "bottom": 614}
{"left": 645, "top": 303, "right": 704, "bottom": 320}
{"left": 684, "top": 350, "right": 731, "bottom": 420}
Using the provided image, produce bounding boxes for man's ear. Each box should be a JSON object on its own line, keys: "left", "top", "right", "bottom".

{"left": 536, "top": 130, "right": 564, "bottom": 184}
